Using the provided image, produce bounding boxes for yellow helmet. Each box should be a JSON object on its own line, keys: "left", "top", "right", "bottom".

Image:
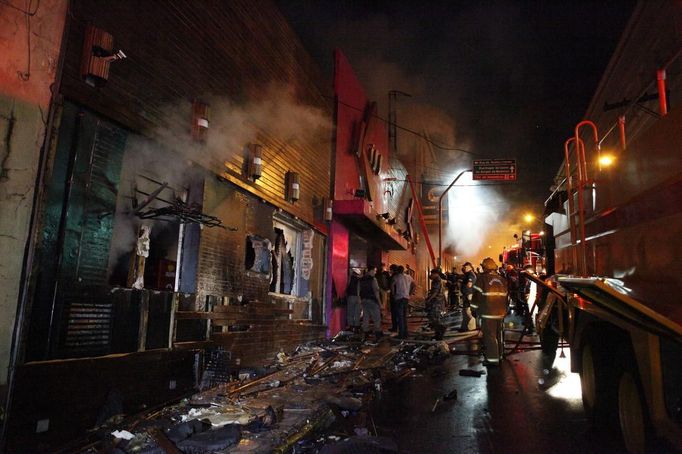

{"left": 481, "top": 257, "right": 498, "bottom": 271}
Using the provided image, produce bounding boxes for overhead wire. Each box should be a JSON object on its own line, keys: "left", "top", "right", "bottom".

{"left": 330, "top": 96, "right": 485, "bottom": 156}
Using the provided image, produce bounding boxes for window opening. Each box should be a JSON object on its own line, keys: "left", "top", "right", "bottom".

{"left": 245, "top": 235, "right": 272, "bottom": 274}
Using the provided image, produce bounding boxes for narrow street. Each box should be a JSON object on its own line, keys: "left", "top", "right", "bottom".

{"left": 368, "top": 339, "right": 623, "bottom": 453}
{"left": 292, "top": 308, "right": 629, "bottom": 454}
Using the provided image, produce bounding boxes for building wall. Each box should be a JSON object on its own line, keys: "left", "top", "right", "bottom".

{"left": 59, "top": 0, "right": 332, "bottom": 231}
{"left": 2, "top": 0, "right": 333, "bottom": 446}
{"left": 329, "top": 50, "right": 416, "bottom": 333}
{"left": 0, "top": 0, "right": 68, "bottom": 387}
{"left": 23, "top": 0, "right": 332, "bottom": 358}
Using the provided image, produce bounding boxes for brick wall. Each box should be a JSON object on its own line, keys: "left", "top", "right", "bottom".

{"left": 197, "top": 177, "right": 326, "bottom": 367}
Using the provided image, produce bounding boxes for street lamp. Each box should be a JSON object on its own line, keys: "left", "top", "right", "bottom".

{"left": 598, "top": 154, "right": 616, "bottom": 168}
{"left": 438, "top": 169, "right": 471, "bottom": 267}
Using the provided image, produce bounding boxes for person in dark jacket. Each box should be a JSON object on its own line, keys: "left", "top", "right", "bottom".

{"left": 459, "top": 262, "right": 477, "bottom": 331}
{"left": 425, "top": 268, "right": 447, "bottom": 340}
{"left": 388, "top": 264, "right": 399, "bottom": 332}
{"left": 345, "top": 270, "right": 361, "bottom": 332}
{"left": 359, "top": 266, "right": 382, "bottom": 339}
{"left": 474, "top": 257, "right": 508, "bottom": 366}
{"left": 391, "top": 265, "right": 413, "bottom": 339}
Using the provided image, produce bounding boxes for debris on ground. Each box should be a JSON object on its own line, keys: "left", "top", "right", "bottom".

{"left": 79, "top": 307, "right": 502, "bottom": 453}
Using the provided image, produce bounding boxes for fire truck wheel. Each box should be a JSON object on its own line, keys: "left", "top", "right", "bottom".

{"left": 581, "top": 343, "right": 597, "bottom": 416}
{"left": 580, "top": 340, "right": 618, "bottom": 429}
{"left": 616, "top": 360, "right": 651, "bottom": 454}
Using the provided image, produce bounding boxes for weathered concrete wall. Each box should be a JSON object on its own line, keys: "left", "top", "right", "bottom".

{"left": 0, "top": 0, "right": 67, "bottom": 386}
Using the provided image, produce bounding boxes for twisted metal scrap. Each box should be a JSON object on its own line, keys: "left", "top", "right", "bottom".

{"left": 137, "top": 198, "right": 230, "bottom": 229}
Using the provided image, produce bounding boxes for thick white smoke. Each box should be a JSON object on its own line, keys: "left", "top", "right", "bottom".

{"left": 445, "top": 171, "right": 509, "bottom": 260}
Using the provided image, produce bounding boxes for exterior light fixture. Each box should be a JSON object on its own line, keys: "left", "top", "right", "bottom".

{"left": 247, "top": 144, "right": 263, "bottom": 180}
{"left": 191, "top": 100, "right": 209, "bottom": 141}
{"left": 323, "top": 198, "right": 333, "bottom": 221}
{"left": 285, "top": 171, "right": 300, "bottom": 202}
{"left": 598, "top": 154, "right": 616, "bottom": 168}
{"left": 81, "top": 24, "right": 127, "bottom": 87}
{"left": 523, "top": 213, "right": 535, "bottom": 224}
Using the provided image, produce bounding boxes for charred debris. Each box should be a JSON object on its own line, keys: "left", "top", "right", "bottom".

{"left": 71, "top": 310, "right": 484, "bottom": 453}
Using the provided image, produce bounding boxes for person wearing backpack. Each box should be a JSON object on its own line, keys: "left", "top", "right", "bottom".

{"left": 359, "top": 266, "right": 383, "bottom": 340}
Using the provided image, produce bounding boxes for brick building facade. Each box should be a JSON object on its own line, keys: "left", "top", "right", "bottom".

{"left": 1, "top": 0, "right": 332, "bottom": 449}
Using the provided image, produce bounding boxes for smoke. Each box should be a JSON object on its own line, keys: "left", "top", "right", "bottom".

{"left": 150, "top": 83, "right": 332, "bottom": 173}
{"left": 445, "top": 172, "right": 509, "bottom": 260}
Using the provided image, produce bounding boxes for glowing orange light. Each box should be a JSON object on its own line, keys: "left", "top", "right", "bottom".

{"left": 598, "top": 154, "right": 616, "bottom": 168}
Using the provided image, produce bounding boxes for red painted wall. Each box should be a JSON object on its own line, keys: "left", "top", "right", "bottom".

{"left": 333, "top": 50, "right": 390, "bottom": 213}
{"left": 328, "top": 219, "right": 349, "bottom": 334}
{"left": 328, "top": 50, "right": 402, "bottom": 335}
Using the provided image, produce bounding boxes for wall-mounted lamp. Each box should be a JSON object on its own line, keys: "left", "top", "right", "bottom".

{"left": 323, "top": 197, "right": 333, "bottom": 221}
{"left": 80, "top": 24, "right": 126, "bottom": 87}
{"left": 247, "top": 144, "right": 263, "bottom": 180}
{"left": 191, "top": 100, "right": 209, "bottom": 142}
{"left": 285, "top": 171, "right": 300, "bottom": 202}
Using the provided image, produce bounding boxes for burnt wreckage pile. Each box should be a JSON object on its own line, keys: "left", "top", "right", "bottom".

{"left": 72, "top": 301, "right": 503, "bottom": 453}
{"left": 76, "top": 329, "right": 466, "bottom": 453}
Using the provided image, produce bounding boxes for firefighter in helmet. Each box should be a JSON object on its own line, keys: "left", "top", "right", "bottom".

{"left": 474, "top": 257, "right": 508, "bottom": 365}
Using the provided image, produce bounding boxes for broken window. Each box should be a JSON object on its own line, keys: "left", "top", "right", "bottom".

{"left": 245, "top": 235, "right": 272, "bottom": 274}
{"left": 270, "top": 227, "right": 296, "bottom": 295}
{"left": 105, "top": 133, "right": 206, "bottom": 294}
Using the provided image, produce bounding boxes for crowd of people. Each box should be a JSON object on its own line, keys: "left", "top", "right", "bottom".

{"left": 343, "top": 258, "right": 541, "bottom": 366}
{"left": 344, "top": 264, "right": 416, "bottom": 340}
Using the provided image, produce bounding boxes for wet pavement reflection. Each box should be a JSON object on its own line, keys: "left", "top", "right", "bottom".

{"left": 366, "top": 337, "right": 626, "bottom": 453}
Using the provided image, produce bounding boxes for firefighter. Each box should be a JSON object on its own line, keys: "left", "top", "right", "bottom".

{"left": 446, "top": 268, "right": 460, "bottom": 310}
{"left": 474, "top": 257, "right": 508, "bottom": 366}
{"left": 425, "top": 268, "right": 447, "bottom": 340}
{"left": 459, "top": 262, "right": 477, "bottom": 331}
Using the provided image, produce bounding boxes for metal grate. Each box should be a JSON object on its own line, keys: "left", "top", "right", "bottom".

{"left": 62, "top": 298, "right": 113, "bottom": 355}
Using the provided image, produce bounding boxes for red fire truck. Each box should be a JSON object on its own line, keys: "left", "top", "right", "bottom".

{"left": 540, "top": 3, "right": 682, "bottom": 453}
{"left": 500, "top": 231, "right": 546, "bottom": 274}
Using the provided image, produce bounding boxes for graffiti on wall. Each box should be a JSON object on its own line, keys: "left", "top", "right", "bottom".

{"left": 301, "top": 229, "right": 314, "bottom": 280}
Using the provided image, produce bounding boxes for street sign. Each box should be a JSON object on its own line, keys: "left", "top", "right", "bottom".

{"left": 472, "top": 159, "right": 516, "bottom": 181}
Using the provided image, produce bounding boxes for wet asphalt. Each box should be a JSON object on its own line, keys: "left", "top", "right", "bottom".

{"left": 365, "top": 321, "right": 627, "bottom": 453}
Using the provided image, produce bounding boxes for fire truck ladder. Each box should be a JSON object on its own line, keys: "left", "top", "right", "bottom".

{"left": 564, "top": 121, "right": 600, "bottom": 276}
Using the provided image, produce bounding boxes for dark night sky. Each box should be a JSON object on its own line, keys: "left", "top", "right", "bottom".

{"left": 276, "top": 0, "right": 636, "bottom": 212}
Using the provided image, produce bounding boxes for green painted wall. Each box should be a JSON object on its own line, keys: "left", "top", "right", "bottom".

{"left": 0, "top": 0, "right": 68, "bottom": 386}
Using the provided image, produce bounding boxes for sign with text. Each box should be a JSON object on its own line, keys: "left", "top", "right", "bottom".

{"left": 473, "top": 159, "right": 516, "bottom": 181}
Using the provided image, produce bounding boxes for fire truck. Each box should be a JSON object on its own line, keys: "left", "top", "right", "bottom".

{"left": 539, "top": 3, "right": 682, "bottom": 453}
{"left": 500, "top": 231, "right": 546, "bottom": 274}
